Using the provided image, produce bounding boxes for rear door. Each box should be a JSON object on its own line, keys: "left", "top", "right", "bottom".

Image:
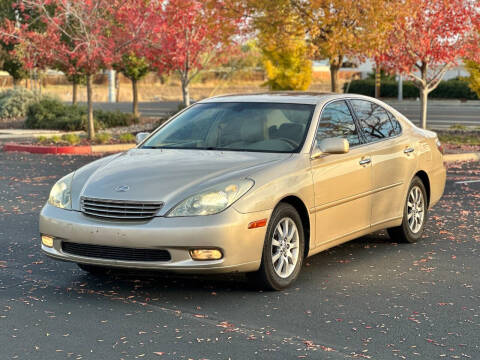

{"left": 349, "top": 99, "right": 417, "bottom": 227}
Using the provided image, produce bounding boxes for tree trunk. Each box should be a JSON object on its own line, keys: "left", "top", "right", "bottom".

{"left": 12, "top": 77, "right": 18, "bottom": 88}
{"left": 375, "top": 64, "right": 381, "bottom": 98}
{"left": 329, "top": 55, "right": 343, "bottom": 93}
{"left": 182, "top": 78, "right": 190, "bottom": 107}
{"left": 72, "top": 80, "right": 78, "bottom": 105}
{"left": 86, "top": 74, "right": 95, "bottom": 140}
{"left": 419, "top": 63, "right": 428, "bottom": 129}
{"left": 132, "top": 78, "right": 139, "bottom": 117}
{"left": 420, "top": 88, "right": 428, "bottom": 129}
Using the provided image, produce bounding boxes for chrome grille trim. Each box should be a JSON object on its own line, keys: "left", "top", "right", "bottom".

{"left": 81, "top": 197, "right": 163, "bottom": 220}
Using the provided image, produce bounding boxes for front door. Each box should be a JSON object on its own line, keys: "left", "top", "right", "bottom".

{"left": 310, "top": 100, "right": 372, "bottom": 247}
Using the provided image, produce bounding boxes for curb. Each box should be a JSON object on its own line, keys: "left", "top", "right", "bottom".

{"left": 443, "top": 153, "right": 480, "bottom": 163}
{"left": 91, "top": 144, "right": 135, "bottom": 153}
{"left": 2, "top": 143, "right": 135, "bottom": 155}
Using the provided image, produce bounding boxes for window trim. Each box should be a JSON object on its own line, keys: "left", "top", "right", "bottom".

{"left": 346, "top": 99, "right": 404, "bottom": 146}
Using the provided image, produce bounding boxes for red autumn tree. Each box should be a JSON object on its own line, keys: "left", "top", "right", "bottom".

{"left": 147, "top": 0, "right": 245, "bottom": 107}
{"left": 1, "top": 0, "right": 159, "bottom": 139}
{"left": 379, "top": 0, "right": 480, "bottom": 129}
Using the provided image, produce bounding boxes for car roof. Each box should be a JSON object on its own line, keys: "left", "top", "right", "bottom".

{"left": 199, "top": 92, "right": 336, "bottom": 105}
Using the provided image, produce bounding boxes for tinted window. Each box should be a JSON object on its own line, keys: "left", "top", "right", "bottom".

{"left": 141, "top": 102, "right": 315, "bottom": 153}
{"left": 387, "top": 111, "right": 402, "bottom": 136}
{"left": 350, "top": 100, "right": 398, "bottom": 142}
{"left": 317, "top": 101, "right": 361, "bottom": 147}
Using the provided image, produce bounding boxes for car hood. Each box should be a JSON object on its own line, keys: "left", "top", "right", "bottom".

{"left": 75, "top": 148, "right": 290, "bottom": 212}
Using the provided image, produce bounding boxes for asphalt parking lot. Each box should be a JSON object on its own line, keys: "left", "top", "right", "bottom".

{"left": 0, "top": 152, "right": 479, "bottom": 360}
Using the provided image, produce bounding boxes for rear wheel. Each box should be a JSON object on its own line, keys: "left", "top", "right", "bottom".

{"left": 388, "top": 176, "right": 428, "bottom": 243}
{"left": 77, "top": 263, "right": 110, "bottom": 276}
{"left": 247, "top": 203, "right": 304, "bottom": 290}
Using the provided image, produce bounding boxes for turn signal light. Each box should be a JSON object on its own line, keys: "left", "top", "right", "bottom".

{"left": 41, "top": 235, "right": 54, "bottom": 247}
{"left": 190, "top": 249, "right": 223, "bottom": 261}
{"left": 248, "top": 218, "right": 267, "bottom": 229}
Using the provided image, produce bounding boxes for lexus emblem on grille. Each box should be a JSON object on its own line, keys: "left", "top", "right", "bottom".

{"left": 115, "top": 185, "right": 130, "bottom": 192}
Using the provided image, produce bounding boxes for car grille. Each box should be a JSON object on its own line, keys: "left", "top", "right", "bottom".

{"left": 81, "top": 197, "right": 163, "bottom": 220}
{"left": 62, "top": 242, "right": 171, "bottom": 262}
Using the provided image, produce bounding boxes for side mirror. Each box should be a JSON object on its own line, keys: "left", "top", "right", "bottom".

{"left": 311, "top": 138, "right": 350, "bottom": 159}
{"left": 136, "top": 132, "right": 150, "bottom": 145}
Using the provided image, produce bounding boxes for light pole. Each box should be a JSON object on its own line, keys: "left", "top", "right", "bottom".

{"left": 108, "top": 69, "right": 116, "bottom": 103}
{"left": 398, "top": 74, "right": 403, "bottom": 102}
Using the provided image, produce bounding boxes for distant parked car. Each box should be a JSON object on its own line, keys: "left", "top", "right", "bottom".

{"left": 40, "top": 92, "right": 446, "bottom": 290}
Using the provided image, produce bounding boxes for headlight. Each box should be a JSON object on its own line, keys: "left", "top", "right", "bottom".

{"left": 48, "top": 172, "right": 73, "bottom": 209}
{"left": 167, "top": 179, "right": 254, "bottom": 217}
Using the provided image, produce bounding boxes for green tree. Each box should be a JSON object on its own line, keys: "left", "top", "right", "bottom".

{"left": 116, "top": 52, "right": 149, "bottom": 117}
{"left": 251, "top": 0, "right": 312, "bottom": 91}
{"left": 262, "top": 38, "right": 312, "bottom": 91}
{"left": 465, "top": 60, "right": 480, "bottom": 98}
{"left": 0, "top": 0, "right": 29, "bottom": 86}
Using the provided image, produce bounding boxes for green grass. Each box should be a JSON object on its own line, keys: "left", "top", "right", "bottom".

{"left": 95, "top": 133, "right": 112, "bottom": 144}
{"left": 438, "top": 133, "right": 480, "bottom": 146}
{"left": 118, "top": 133, "right": 136, "bottom": 143}
{"left": 449, "top": 124, "right": 468, "bottom": 130}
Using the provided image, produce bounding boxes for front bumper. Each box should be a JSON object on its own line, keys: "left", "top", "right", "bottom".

{"left": 40, "top": 204, "right": 271, "bottom": 273}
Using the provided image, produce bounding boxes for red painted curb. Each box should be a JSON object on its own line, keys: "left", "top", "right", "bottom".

{"left": 2, "top": 143, "right": 92, "bottom": 155}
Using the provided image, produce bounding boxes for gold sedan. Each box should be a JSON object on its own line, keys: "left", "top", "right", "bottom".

{"left": 40, "top": 93, "right": 446, "bottom": 290}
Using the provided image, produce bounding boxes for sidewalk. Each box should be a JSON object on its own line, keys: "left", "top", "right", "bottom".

{"left": 0, "top": 129, "right": 83, "bottom": 143}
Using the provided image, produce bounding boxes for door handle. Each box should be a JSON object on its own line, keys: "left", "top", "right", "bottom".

{"left": 359, "top": 158, "right": 371, "bottom": 166}
{"left": 404, "top": 147, "right": 415, "bottom": 154}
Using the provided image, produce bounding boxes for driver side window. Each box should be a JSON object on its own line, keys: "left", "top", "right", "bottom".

{"left": 317, "top": 101, "right": 361, "bottom": 147}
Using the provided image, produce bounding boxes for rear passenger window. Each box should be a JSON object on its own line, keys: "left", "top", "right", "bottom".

{"left": 350, "top": 100, "right": 398, "bottom": 142}
{"left": 387, "top": 111, "right": 402, "bottom": 136}
{"left": 317, "top": 101, "right": 362, "bottom": 147}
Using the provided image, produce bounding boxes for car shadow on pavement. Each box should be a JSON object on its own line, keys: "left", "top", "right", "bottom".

{"left": 68, "top": 230, "right": 409, "bottom": 295}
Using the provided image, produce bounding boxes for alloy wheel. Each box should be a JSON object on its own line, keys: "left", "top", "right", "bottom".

{"left": 271, "top": 217, "right": 300, "bottom": 278}
{"left": 407, "top": 185, "right": 425, "bottom": 234}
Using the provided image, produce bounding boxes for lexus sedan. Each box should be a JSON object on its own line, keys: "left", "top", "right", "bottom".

{"left": 40, "top": 93, "right": 446, "bottom": 290}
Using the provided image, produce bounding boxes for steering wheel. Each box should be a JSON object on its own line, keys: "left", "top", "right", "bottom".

{"left": 277, "top": 137, "right": 299, "bottom": 149}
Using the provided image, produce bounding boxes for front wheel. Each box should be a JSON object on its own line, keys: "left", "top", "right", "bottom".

{"left": 388, "top": 177, "right": 428, "bottom": 243}
{"left": 247, "top": 203, "right": 304, "bottom": 290}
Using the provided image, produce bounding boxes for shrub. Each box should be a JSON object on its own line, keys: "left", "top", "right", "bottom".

{"left": 50, "top": 135, "right": 62, "bottom": 143}
{"left": 61, "top": 133, "right": 81, "bottom": 145}
{"left": 93, "top": 109, "right": 138, "bottom": 128}
{"left": 95, "top": 133, "right": 112, "bottom": 144}
{"left": 25, "top": 97, "right": 87, "bottom": 131}
{"left": 432, "top": 79, "right": 477, "bottom": 100}
{"left": 26, "top": 98, "right": 139, "bottom": 131}
{"left": 36, "top": 135, "right": 49, "bottom": 144}
{"left": 0, "top": 88, "right": 38, "bottom": 119}
{"left": 118, "top": 133, "right": 136, "bottom": 143}
{"left": 344, "top": 78, "right": 478, "bottom": 100}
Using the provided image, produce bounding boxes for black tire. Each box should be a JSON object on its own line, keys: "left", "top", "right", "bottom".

{"left": 247, "top": 203, "right": 305, "bottom": 290}
{"left": 77, "top": 263, "right": 110, "bottom": 276}
{"left": 387, "top": 176, "right": 428, "bottom": 243}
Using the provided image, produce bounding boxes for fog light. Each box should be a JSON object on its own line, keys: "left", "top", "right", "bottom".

{"left": 189, "top": 249, "right": 223, "bottom": 261}
{"left": 41, "top": 235, "right": 54, "bottom": 247}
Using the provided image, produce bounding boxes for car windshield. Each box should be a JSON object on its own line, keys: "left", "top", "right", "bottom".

{"left": 141, "top": 102, "right": 315, "bottom": 153}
